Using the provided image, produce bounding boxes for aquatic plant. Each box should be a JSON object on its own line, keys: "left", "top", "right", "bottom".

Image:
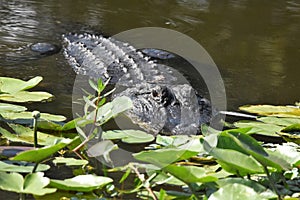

{"left": 0, "top": 76, "right": 299, "bottom": 200}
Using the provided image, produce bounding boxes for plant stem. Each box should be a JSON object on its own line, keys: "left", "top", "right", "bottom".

{"left": 32, "top": 162, "right": 39, "bottom": 173}
{"left": 32, "top": 111, "right": 40, "bottom": 148}
{"left": 130, "top": 165, "right": 157, "bottom": 200}
{"left": 19, "top": 193, "right": 25, "bottom": 200}
{"left": 263, "top": 166, "right": 281, "bottom": 200}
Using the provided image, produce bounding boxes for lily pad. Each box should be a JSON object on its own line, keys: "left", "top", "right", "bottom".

{"left": 0, "top": 161, "right": 50, "bottom": 173}
{"left": 239, "top": 105, "right": 300, "bottom": 118}
{"left": 0, "top": 123, "right": 66, "bottom": 146}
{"left": 163, "top": 164, "right": 218, "bottom": 183}
{"left": 0, "top": 91, "right": 53, "bottom": 103}
{"left": 49, "top": 174, "right": 113, "bottom": 192}
{"left": 11, "top": 138, "right": 75, "bottom": 163}
{"left": 0, "top": 103, "right": 27, "bottom": 113}
{"left": 258, "top": 117, "right": 300, "bottom": 126}
{"left": 0, "top": 172, "right": 56, "bottom": 195}
{"left": 102, "top": 130, "right": 155, "bottom": 144}
{"left": 133, "top": 148, "right": 199, "bottom": 168}
{"left": 53, "top": 157, "right": 88, "bottom": 166}
{"left": 278, "top": 124, "right": 300, "bottom": 144}
{"left": 0, "top": 76, "right": 42, "bottom": 94}
{"left": 234, "top": 121, "right": 282, "bottom": 137}
{"left": 0, "top": 112, "right": 66, "bottom": 121}
{"left": 208, "top": 183, "right": 268, "bottom": 200}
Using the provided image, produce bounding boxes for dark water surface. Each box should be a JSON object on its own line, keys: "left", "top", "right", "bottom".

{"left": 0, "top": 0, "right": 299, "bottom": 199}
{"left": 1, "top": 0, "right": 299, "bottom": 118}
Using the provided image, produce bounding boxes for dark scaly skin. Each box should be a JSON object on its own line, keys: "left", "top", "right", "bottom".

{"left": 62, "top": 33, "right": 214, "bottom": 135}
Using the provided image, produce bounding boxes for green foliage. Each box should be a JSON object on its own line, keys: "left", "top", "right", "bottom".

{"left": 102, "top": 129, "right": 154, "bottom": 143}
{"left": 52, "top": 157, "right": 88, "bottom": 166}
{"left": 0, "top": 76, "right": 299, "bottom": 199}
{"left": 0, "top": 103, "right": 27, "bottom": 112}
{"left": 0, "top": 76, "right": 53, "bottom": 102}
{"left": 11, "top": 138, "right": 75, "bottom": 163}
{"left": 0, "top": 161, "right": 50, "bottom": 173}
{"left": 0, "top": 172, "right": 56, "bottom": 195}
{"left": 0, "top": 124, "right": 66, "bottom": 146}
{"left": 239, "top": 104, "right": 300, "bottom": 118}
{"left": 49, "top": 175, "right": 113, "bottom": 192}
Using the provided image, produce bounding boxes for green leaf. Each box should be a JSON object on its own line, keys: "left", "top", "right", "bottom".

{"left": 102, "top": 130, "right": 155, "bottom": 144}
{"left": 11, "top": 138, "right": 75, "bottom": 163}
{"left": 239, "top": 105, "right": 300, "bottom": 118}
{"left": 227, "top": 130, "right": 289, "bottom": 170}
{"left": 87, "top": 140, "right": 118, "bottom": 158}
{"left": 133, "top": 149, "right": 198, "bottom": 168}
{"left": 0, "top": 103, "right": 27, "bottom": 113}
{"left": 208, "top": 148, "right": 264, "bottom": 176}
{"left": 0, "top": 161, "right": 49, "bottom": 173}
{"left": 217, "top": 178, "right": 276, "bottom": 198}
{"left": 50, "top": 174, "right": 113, "bottom": 192}
{"left": 234, "top": 121, "right": 282, "bottom": 137}
{"left": 0, "top": 76, "right": 43, "bottom": 94}
{"left": 0, "top": 123, "right": 66, "bottom": 146}
{"left": 156, "top": 135, "right": 174, "bottom": 147}
{"left": 0, "top": 91, "right": 53, "bottom": 103}
{"left": 0, "top": 112, "right": 66, "bottom": 121}
{"left": 265, "top": 143, "right": 300, "bottom": 167}
{"left": 88, "top": 79, "right": 99, "bottom": 93}
{"left": 0, "top": 172, "right": 56, "bottom": 195}
{"left": 53, "top": 157, "right": 88, "bottom": 166}
{"left": 258, "top": 117, "right": 300, "bottom": 126}
{"left": 278, "top": 124, "right": 300, "bottom": 144}
{"left": 163, "top": 165, "right": 218, "bottom": 183}
{"left": 208, "top": 183, "right": 268, "bottom": 200}
{"left": 92, "top": 96, "right": 133, "bottom": 124}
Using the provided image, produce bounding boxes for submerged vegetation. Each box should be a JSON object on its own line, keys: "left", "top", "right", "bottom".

{"left": 0, "top": 76, "right": 299, "bottom": 200}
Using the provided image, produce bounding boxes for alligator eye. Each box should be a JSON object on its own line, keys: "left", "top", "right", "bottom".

{"left": 152, "top": 90, "right": 158, "bottom": 97}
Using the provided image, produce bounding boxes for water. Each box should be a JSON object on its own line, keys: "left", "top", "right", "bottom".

{"left": 1, "top": 0, "right": 299, "bottom": 118}
{"left": 0, "top": 0, "right": 299, "bottom": 199}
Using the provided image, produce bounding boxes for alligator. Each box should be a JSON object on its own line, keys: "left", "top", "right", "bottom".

{"left": 62, "top": 33, "right": 216, "bottom": 135}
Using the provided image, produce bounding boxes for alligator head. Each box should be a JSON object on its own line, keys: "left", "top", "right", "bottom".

{"left": 62, "top": 33, "right": 214, "bottom": 135}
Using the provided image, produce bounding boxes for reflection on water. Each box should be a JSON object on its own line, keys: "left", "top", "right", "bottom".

{"left": 0, "top": 0, "right": 299, "bottom": 117}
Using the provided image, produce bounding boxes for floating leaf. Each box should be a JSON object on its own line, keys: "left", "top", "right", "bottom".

{"left": 0, "top": 103, "right": 27, "bottom": 113}
{"left": 0, "top": 172, "right": 56, "bottom": 195}
{"left": 102, "top": 130, "right": 154, "bottom": 144}
{"left": 265, "top": 143, "right": 300, "bottom": 167}
{"left": 227, "top": 130, "right": 290, "bottom": 171}
{"left": 217, "top": 178, "right": 275, "bottom": 196}
{"left": 258, "top": 117, "right": 300, "bottom": 126}
{"left": 0, "top": 91, "right": 53, "bottom": 103}
{"left": 0, "top": 123, "right": 66, "bottom": 146}
{"left": 50, "top": 174, "right": 113, "bottom": 192}
{"left": 0, "top": 76, "right": 43, "bottom": 94}
{"left": 134, "top": 149, "right": 198, "bottom": 168}
{"left": 53, "top": 157, "right": 88, "bottom": 166}
{"left": 208, "top": 183, "right": 268, "bottom": 200}
{"left": 163, "top": 165, "right": 218, "bottom": 183}
{"left": 234, "top": 121, "right": 282, "bottom": 137}
{"left": 278, "top": 124, "right": 300, "bottom": 144}
{"left": 207, "top": 148, "right": 264, "bottom": 176}
{"left": 0, "top": 161, "right": 50, "bottom": 173}
{"left": 11, "top": 138, "right": 75, "bottom": 163}
{"left": 239, "top": 105, "right": 300, "bottom": 118}
{"left": 0, "top": 112, "right": 66, "bottom": 121}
